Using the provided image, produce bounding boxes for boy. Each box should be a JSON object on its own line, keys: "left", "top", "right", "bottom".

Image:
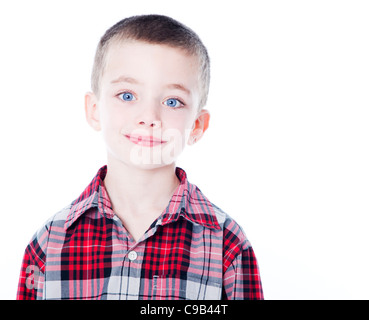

{"left": 17, "top": 14, "right": 263, "bottom": 300}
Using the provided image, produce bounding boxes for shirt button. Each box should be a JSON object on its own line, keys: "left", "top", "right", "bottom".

{"left": 128, "top": 250, "right": 138, "bottom": 261}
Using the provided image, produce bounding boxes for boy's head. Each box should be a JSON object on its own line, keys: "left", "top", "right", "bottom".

{"left": 85, "top": 15, "right": 211, "bottom": 169}
{"left": 91, "top": 14, "right": 210, "bottom": 110}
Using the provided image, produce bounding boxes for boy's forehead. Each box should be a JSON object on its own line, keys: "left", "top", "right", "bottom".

{"left": 103, "top": 39, "right": 201, "bottom": 80}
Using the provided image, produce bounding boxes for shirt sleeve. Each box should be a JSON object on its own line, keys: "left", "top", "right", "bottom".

{"left": 222, "top": 245, "right": 264, "bottom": 300}
{"left": 221, "top": 216, "right": 263, "bottom": 300}
{"left": 17, "top": 227, "right": 48, "bottom": 300}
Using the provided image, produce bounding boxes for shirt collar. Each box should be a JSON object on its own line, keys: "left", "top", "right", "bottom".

{"left": 64, "top": 166, "right": 114, "bottom": 230}
{"left": 65, "top": 166, "right": 220, "bottom": 231}
{"left": 161, "top": 168, "right": 220, "bottom": 230}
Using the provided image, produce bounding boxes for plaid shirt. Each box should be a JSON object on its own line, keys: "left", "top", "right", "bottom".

{"left": 17, "top": 166, "right": 263, "bottom": 300}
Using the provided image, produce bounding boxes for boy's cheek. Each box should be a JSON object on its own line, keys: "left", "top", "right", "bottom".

{"left": 99, "top": 108, "right": 125, "bottom": 131}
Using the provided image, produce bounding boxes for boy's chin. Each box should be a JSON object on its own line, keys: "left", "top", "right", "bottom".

{"left": 127, "top": 146, "right": 183, "bottom": 169}
{"left": 107, "top": 145, "right": 184, "bottom": 170}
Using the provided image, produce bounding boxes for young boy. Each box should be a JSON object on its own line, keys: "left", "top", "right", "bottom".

{"left": 17, "top": 14, "right": 263, "bottom": 300}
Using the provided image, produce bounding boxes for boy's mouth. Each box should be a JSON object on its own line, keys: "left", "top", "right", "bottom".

{"left": 124, "top": 134, "right": 167, "bottom": 147}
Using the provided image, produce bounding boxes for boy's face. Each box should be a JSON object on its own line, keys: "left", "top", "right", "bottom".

{"left": 85, "top": 40, "right": 209, "bottom": 169}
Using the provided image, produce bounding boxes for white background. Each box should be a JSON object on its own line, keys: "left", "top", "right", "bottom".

{"left": 0, "top": 0, "right": 368, "bottom": 300}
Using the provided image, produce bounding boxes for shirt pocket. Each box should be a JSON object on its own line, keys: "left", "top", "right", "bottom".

{"left": 150, "top": 274, "right": 222, "bottom": 300}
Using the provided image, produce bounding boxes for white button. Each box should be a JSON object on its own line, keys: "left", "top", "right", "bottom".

{"left": 128, "top": 250, "right": 138, "bottom": 261}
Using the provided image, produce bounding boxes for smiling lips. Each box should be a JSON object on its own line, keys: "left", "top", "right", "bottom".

{"left": 125, "top": 134, "right": 167, "bottom": 147}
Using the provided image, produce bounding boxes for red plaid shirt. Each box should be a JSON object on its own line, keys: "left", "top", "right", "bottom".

{"left": 17, "top": 166, "right": 263, "bottom": 300}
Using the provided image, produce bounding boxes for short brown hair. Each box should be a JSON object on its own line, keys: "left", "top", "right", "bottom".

{"left": 91, "top": 14, "right": 210, "bottom": 109}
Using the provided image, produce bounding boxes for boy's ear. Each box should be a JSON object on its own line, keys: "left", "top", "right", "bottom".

{"left": 188, "top": 109, "right": 210, "bottom": 145}
{"left": 84, "top": 92, "right": 101, "bottom": 131}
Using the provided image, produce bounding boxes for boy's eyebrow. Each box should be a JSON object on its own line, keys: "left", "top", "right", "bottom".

{"left": 110, "top": 75, "right": 141, "bottom": 85}
{"left": 110, "top": 75, "right": 191, "bottom": 95}
{"left": 166, "top": 83, "right": 191, "bottom": 96}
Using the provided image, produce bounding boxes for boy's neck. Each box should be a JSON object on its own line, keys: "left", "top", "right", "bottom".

{"left": 103, "top": 158, "right": 180, "bottom": 219}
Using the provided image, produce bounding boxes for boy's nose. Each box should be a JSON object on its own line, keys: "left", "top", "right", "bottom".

{"left": 138, "top": 119, "right": 161, "bottom": 128}
{"left": 136, "top": 101, "right": 161, "bottom": 128}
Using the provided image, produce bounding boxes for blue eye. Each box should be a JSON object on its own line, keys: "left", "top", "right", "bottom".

{"left": 164, "top": 98, "right": 183, "bottom": 108}
{"left": 119, "top": 92, "right": 136, "bottom": 101}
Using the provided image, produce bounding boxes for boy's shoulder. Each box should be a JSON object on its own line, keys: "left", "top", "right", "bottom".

{"left": 31, "top": 204, "right": 73, "bottom": 241}
{"left": 44, "top": 204, "right": 73, "bottom": 228}
{"left": 33, "top": 197, "right": 251, "bottom": 250}
{"left": 42, "top": 198, "right": 248, "bottom": 233}
{"left": 209, "top": 201, "right": 251, "bottom": 249}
